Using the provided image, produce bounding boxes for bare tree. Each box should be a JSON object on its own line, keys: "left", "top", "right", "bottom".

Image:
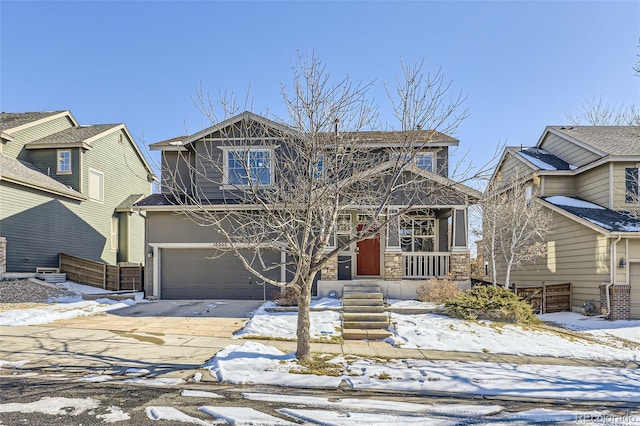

{"left": 165, "top": 54, "right": 477, "bottom": 360}
{"left": 480, "top": 173, "right": 552, "bottom": 288}
{"left": 567, "top": 97, "right": 640, "bottom": 127}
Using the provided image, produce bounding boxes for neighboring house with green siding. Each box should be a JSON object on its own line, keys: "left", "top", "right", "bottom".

{"left": 487, "top": 126, "right": 640, "bottom": 319}
{"left": 0, "top": 111, "right": 156, "bottom": 273}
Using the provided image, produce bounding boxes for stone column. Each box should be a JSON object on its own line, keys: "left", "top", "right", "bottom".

{"left": 449, "top": 252, "right": 470, "bottom": 281}
{"left": 384, "top": 252, "right": 402, "bottom": 280}
{"left": 321, "top": 255, "right": 338, "bottom": 280}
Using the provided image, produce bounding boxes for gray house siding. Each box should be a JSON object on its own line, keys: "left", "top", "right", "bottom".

{"left": 26, "top": 148, "right": 81, "bottom": 191}
{"left": 145, "top": 210, "right": 283, "bottom": 299}
{"left": 0, "top": 182, "right": 103, "bottom": 271}
{"left": 1, "top": 115, "right": 153, "bottom": 273}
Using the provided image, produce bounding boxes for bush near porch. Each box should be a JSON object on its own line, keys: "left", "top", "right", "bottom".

{"left": 445, "top": 285, "right": 540, "bottom": 324}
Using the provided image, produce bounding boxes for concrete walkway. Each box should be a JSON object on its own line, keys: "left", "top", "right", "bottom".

{"left": 2, "top": 308, "right": 638, "bottom": 382}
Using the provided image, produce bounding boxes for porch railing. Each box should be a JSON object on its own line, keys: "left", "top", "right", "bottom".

{"left": 402, "top": 252, "right": 450, "bottom": 278}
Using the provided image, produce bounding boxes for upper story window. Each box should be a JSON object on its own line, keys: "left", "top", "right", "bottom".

{"left": 626, "top": 167, "right": 639, "bottom": 203}
{"left": 227, "top": 148, "right": 272, "bottom": 186}
{"left": 390, "top": 152, "right": 434, "bottom": 172}
{"left": 88, "top": 168, "right": 104, "bottom": 202}
{"left": 57, "top": 149, "right": 71, "bottom": 174}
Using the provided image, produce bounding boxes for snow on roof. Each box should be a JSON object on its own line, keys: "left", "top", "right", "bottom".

{"left": 542, "top": 196, "right": 640, "bottom": 232}
{"left": 544, "top": 196, "right": 605, "bottom": 210}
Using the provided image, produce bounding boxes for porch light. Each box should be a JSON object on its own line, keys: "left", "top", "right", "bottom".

{"left": 147, "top": 247, "right": 154, "bottom": 258}
{"left": 619, "top": 257, "right": 626, "bottom": 268}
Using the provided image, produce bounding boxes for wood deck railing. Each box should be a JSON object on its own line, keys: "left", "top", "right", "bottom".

{"left": 402, "top": 252, "right": 450, "bottom": 278}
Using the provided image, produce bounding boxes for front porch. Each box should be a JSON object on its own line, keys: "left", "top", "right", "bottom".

{"left": 319, "top": 251, "right": 471, "bottom": 299}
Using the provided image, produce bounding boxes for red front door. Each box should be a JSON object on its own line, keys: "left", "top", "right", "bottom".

{"left": 357, "top": 225, "right": 380, "bottom": 276}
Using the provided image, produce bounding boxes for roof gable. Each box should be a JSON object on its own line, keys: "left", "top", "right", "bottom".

{"left": 542, "top": 126, "right": 640, "bottom": 157}
{"left": 25, "top": 124, "right": 120, "bottom": 149}
{"left": 0, "top": 111, "right": 77, "bottom": 133}
{"left": 0, "top": 154, "right": 86, "bottom": 200}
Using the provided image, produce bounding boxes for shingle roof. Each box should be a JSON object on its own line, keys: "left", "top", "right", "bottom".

{"left": 542, "top": 195, "right": 640, "bottom": 232}
{"left": 116, "top": 194, "right": 145, "bottom": 210}
{"left": 0, "top": 111, "right": 66, "bottom": 132}
{"left": 518, "top": 148, "right": 575, "bottom": 170}
{"left": 0, "top": 154, "right": 85, "bottom": 199}
{"left": 548, "top": 126, "right": 640, "bottom": 156}
{"left": 150, "top": 129, "right": 458, "bottom": 149}
{"left": 26, "top": 124, "right": 119, "bottom": 147}
{"left": 134, "top": 193, "right": 246, "bottom": 207}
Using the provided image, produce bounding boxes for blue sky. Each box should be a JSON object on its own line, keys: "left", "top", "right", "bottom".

{"left": 1, "top": 1, "right": 638, "bottom": 179}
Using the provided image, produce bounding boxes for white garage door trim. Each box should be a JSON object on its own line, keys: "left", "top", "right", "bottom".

{"left": 148, "top": 243, "right": 286, "bottom": 299}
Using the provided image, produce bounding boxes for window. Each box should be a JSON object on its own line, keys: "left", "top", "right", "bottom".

{"left": 390, "top": 152, "right": 434, "bottom": 172}
{"left": 57, "top": 150, "right": 71, "bottom": 174}
{"left": 227, "top": 149, "right": 271, "bottom": 186}
{"left": 88, "top": 169, "right": 104, "bottom": 201}
{"left": 110, "top": 217, "right": 119, "bottom": 252}
{"left": 336, "top": 214, "right": 352, "bottom": 250}
{"left": 400, "top": 217, "right": 436, "bottom": 252}
{"left": 625, "top": 167, "right": 639, "bottom": 203}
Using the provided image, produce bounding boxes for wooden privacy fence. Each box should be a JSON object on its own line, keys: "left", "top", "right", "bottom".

{"left": 515, "top": 283, "right": 571, "bottom": 314}
{"left": 59, "top": 253, "right": 144, "bottom": 291}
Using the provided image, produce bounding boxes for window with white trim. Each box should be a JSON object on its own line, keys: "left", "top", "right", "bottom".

{"left": 400, "top": 216, "right": 436, "bottom": 252}
{"left": 625, "top": 167, "right": 639, "bottom": 203}
{"left": 57, "top": 149, "right": 71, "bottom": 174}
{"left": 390, "top": 152, "right": 434, "bottom": 172}
{"left": 88, "top": 169, "right": 104, "bottom": 201}
{"left": 227, "top": 149, "right": 272, "bottom": 186}
{"left": 110, "top": 217, "right": 119, "bottom": 252}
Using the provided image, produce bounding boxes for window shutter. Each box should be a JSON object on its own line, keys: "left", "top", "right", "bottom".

{"left": 625, "top": 168, "right": 639, "bottom": 203}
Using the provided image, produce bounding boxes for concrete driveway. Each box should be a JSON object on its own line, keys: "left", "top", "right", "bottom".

{"left": 52, "top": 299, "right": 264, "bottom": 338}
{"left": 108, "top": 299, "right": 263, "bottom": 318}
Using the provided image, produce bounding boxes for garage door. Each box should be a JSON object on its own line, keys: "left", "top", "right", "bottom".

{"left": 630, "top": 263, "right": 640, "bottom": 319}
{"left": 160, "top": 248, "right": 282, "bottom": 299}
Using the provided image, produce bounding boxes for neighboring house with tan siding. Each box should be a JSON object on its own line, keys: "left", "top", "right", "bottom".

{"left": 0, "top": 111, "right": 156, "bottom": 273}
{"left": 487, "top": 125, "right": 640, "bottom": 319}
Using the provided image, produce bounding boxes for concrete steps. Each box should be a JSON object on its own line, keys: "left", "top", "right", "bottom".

{"left": 341, "top": 284, "right": 391, "bottom": 340}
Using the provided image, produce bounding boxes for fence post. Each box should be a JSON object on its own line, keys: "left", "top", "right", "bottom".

{"left": 103, "top": 263, "right": 107, "bottom": 289}
{"left": 116, "top": 265, "right": 121, "bottom": 291}
{"left": 542, "top": 282, "right": 547, "bottom": 314}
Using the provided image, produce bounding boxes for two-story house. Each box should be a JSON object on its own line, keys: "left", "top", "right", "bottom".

{"left": 0, "top": 111, "right": 156, "bottom": 273}
{"left": 136, "top": 112, "right": 480, "bottom": 300}
{"left": 488, "top": 126, "right": 640, "bottom": 319}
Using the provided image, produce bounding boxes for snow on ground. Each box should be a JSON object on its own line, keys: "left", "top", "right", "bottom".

{"left": 206, "top": 341, "right": 640, "bottom": 403}
{"left": 234, "top": 298, "right": 341, "bottom": 340}
{"left": 0, "top": 281, "right": 143, "bottom": 326}
{"left": 385, "top": 312, "right": 640, "bottom": 361}
{"left": 540, "top": 312, "right": 640, "bottom": 344}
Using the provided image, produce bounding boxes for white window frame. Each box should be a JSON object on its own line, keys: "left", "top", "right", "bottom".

{"left": 57, "top": 149, "right": 71, "bottom": 174}
{"left": 399, "top": 216, "right": 437, "bottom": 253}
{"left": 390, "top": 151, "right": 434, "bottom": 172}
{"left": 110, "top": 216, "right": 119, "bottom": 252}
{"left": 222, "top": 147, "right": 273, "bottom": 187}
{"left": 88, "top": 168, "right": 104, "bottom": 202}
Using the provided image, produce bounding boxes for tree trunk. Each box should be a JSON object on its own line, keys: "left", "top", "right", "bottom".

{"left": 504, "top": 260, "right": 512, "bottom": 289}
{"left": 295, "top": 277, "right": 313, "bottom": 362}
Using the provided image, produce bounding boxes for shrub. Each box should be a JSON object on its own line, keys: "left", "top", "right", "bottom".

{"left": 417, "top": 276, "right": 461, "bottom": 303}
{"left": 273, "top": 286, "right": 300, "bottom": 306}
{"left": 444, "top": 285, "right": 540, "bottom": 324}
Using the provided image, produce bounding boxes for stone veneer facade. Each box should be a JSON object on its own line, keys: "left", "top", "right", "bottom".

{"left": 321, "top": 251, "right": 471, "bottom": 284}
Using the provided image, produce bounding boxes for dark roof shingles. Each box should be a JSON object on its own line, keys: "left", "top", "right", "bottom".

{"left": 0, "top": 111, "right": 66, "bottom": 132}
